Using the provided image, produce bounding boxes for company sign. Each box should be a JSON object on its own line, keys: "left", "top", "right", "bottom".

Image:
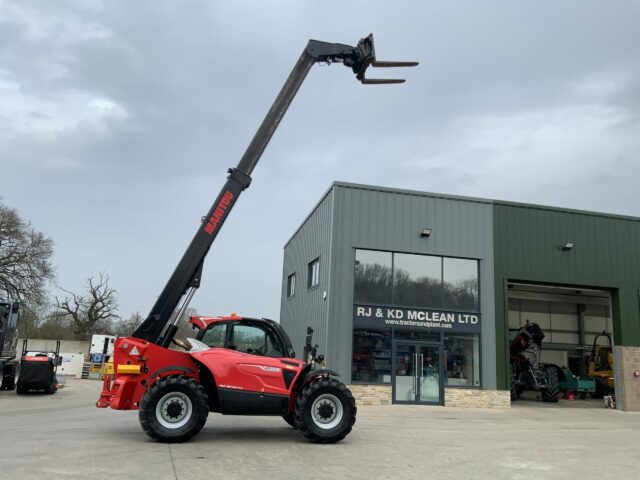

{"left": 353, "top": 304, "right": 481, "bottom": 333}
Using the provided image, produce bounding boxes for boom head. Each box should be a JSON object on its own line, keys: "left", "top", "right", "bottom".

{"left": 307, "top": 33, "right": 418, "bottom": 84}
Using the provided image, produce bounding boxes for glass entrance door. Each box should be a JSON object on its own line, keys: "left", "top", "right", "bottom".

{"left": 393, "top": 343, "right": 442, "bottom": 405}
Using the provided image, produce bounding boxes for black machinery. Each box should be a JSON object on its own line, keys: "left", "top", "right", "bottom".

{"left": 17, "top": 339, "right": 61, "bottom": 394}
{"left": 0, "top": 301, "right": 20, "bottom": 391}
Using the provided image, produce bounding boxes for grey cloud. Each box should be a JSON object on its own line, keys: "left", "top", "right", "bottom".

{"left": 1, "top": 0, "right": 639, "bottom": 320}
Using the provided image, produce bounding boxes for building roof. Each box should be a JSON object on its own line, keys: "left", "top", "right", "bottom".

{"left": 284, "top": 180, "right": 640, "bottom": 248}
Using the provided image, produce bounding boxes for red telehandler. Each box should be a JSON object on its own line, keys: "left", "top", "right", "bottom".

{"left": 97, "top": 34, "right": 417, "bottom": 443}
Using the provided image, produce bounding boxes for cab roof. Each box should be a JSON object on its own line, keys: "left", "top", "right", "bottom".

{"left": 189, "top": 315, "right": 280, "bottom": 330}
{"left": 189, "top": 315, "right": 243, "bottom": 330}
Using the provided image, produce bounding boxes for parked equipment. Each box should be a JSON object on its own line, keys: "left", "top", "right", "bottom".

{"left": 557, "top": 366, "right": 596, "bottom": 399}
{"left": 17, "top": 339, "right": 60, "bottom": 394}
{"left": 588, "top": 331, "right": 615, "bottom": 398}
{"left": 510, "top": 321, "right": 560, "bottom": 402}
{"left": 97, "top": 34, "right": 417, "bottom": 443}
{"left": 0, "top": 301, "right": 20, "bottom": 391}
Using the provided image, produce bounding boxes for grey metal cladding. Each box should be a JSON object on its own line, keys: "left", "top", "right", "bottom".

{"left": 281, "top": 182, "right": 497, "bottom": 388}
{"left": 326, "top": 183, "right": 496, "bottom": 387}
{"left": 280, "top": 188, "right": 334, "bottom": 360}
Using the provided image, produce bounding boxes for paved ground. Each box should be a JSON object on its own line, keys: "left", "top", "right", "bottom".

{"left": 1, "top": 379, "right": 639, "bottom": 480}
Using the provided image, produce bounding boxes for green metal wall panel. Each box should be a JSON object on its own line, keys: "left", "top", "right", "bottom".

{"left": 493, "top": 204, "right": 640, "bottom": 389}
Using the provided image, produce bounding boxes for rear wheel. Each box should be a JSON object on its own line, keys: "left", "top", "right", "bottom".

{"left": 294, "top": 377, "right": 356, "bottom": 444}
{"left": 510, "top": 364, "right": 518, "bottom": 401}
{"left": 541, "top": 366, "right": 560, "bottom": 403}
{"left": 592, "top": 377, "right": 610, "bottom": 399}
{"left": 139, "top": 375, "right": 209, "bottom": 443}
{"left": 46, "top": 376, "right": 58, "bottom": 394}
{"left": 1, "top": 363, "right": 18, "bottom": 391}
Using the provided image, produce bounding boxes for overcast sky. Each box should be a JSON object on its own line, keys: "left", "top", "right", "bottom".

{"left": 1, "top": 1, "right": 639, "bottom": 322}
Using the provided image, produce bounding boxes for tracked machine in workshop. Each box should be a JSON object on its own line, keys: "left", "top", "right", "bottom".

{"left": 97, "top": 34, "right": 417, "bottom": 443}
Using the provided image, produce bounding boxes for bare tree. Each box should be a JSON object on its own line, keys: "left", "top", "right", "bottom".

{"left": 0, "top": 200, "right": 54, "bottom": 303}
{"left": 112, "top": 312, "right": 144, "bottom": 337}
{"left": 54, "top": 273, "right": 119, "bottom": 339}
{"left": 176, "top": 307, "right": 199, "bottom": 339}
{"left": 37, "top": 311, "right": 80, "bottom": 341}
{"left": 14, "top": 301, "right": 48, "bottom": 339}
{"left": 111, "top": 307, "right": 198, "bottom": 342}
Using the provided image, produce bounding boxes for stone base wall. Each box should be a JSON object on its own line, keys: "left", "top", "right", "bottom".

{"left": 444, "top": 388, "right": 511, "bottom": 409}
{"left": 347, "top": 384, "right": 510, "bottom": 408}
{"left": 348, "top": 384, "right": 392, "bottom": 405}
{"left": 617, "top": 346, "right": 640, "bottom": 411}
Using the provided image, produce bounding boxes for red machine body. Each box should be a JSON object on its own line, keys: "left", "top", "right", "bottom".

{"left": 98, "top": 316, "right": 307, "bottom": 416}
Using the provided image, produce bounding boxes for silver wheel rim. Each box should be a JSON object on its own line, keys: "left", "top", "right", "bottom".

{"left": 156, "top": 391, "right": 193, "bottom": 429}
{"left": 311, "top": 393, "right": 343, "bottom": 430}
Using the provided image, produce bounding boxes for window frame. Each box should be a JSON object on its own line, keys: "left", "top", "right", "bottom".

{"left": 443, "top": 332, "right": 481, "bottom": 388}
{"left": 230, "top": 321, "right": 286, "bottom": 358}
{"left": 352, "top": 248, "right": 481, "bottom": 314}
{"left": 349, "top": 327, "right": 483, "bottom": 388}
{"left": 307, "top": 257, "right": 320, "bottom": 289}
{"left": 287, "top": 272, "right": 296, "bottom": 298}
{"left": 197, "top": 321, "right": 232, "bottom": 348}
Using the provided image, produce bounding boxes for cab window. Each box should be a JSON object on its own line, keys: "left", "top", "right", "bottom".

{"left": 201, "top": 323, "right": 228, "bottom": 348}
{"left": 232, "top": 323, "right": 284, "bottom": 358}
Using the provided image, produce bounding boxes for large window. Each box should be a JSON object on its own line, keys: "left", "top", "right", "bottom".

{"left": 444, "top": 334, "right": 480, "bottom": 387}
{"left": 201, "top": 323, "right": 227, "bottom": 348}
{"left": 393, "top": 253, "right": 441, "bottom": 308}
{"left": 354, "top": 249, "right": 479, "bottom": 311}
{"left": 351, "top": 328, "right": 481, "bottom": 387}
{"left": 352, "top": 329, "right": 392, "bottom": 383}
{"left": 308, "top": 258, "right": 320, "bottom": 288}
{"left": 354, "top": 250, "right": 392, "bottom": 304}
{"left": 443, "top": 258, "right": 479, "bottom": 310}
{"left": 232, "top": 324, "right": 285, "bottom": 358}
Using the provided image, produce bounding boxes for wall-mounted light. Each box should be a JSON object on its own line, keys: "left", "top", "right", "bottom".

{"left": 562, "top": 242, "right": 575, "bottom": 251}
{"left": 420, "top": 228, "right": 432, "bottom": 238}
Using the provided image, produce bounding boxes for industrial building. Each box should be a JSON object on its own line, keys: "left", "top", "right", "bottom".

{"left": 280, "top": 182, "right": 640, "bottom": 410}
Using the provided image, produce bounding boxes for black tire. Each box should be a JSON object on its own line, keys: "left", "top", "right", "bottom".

{"left": 510, "top": 364, "right": 518, "bottom": 401}
{"left": 1, "top": 363, "right": 17, "bottom": 391}
{"left": 541, "top": 365, "right": 560, "bottom": 403}
{"left": 139, "top": 375, "right": 209, "bottom": 443}
{"left": 16, "top": 384, "right": 26, "bottom": 394}
{"left": 283, "top": 412, "right": 297, "bottom": 429}
{"left": 592, "top": 377, "right": 609, "bottom": 399}
{"left": 46, "top": 376, "right": 58, "bottom": 395}
{"left": 294, "top": 377, "right": 356, "bottom": 444}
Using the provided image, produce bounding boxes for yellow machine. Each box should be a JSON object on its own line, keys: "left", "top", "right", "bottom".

{"left": 588, "top": 331, "right": 615, "bottom": 398}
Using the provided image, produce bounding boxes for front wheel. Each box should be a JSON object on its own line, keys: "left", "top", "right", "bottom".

{"left": 282, "top": 412, "right": 297, "bottom": 429}
{"left": 139, "top": 375, "right": 209, "bottom": 443}
{"left": 1, "top": 363, "right": 18, "bottom": 391}
{"left": 294, "top": 377, "right": 356, "bottom": 444}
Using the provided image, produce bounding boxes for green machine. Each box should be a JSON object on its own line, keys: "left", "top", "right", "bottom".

{"left": 558, "top": 367, "right": 596, "bottom": 399}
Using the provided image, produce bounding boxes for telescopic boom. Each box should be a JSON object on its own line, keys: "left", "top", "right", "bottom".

{"left": 133, "top": 34, "right": 417, "bottom": 346}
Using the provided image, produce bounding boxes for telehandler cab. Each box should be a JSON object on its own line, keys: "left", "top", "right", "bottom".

{"left": 97, "top": 34, "right": 417, "bottom": 443}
